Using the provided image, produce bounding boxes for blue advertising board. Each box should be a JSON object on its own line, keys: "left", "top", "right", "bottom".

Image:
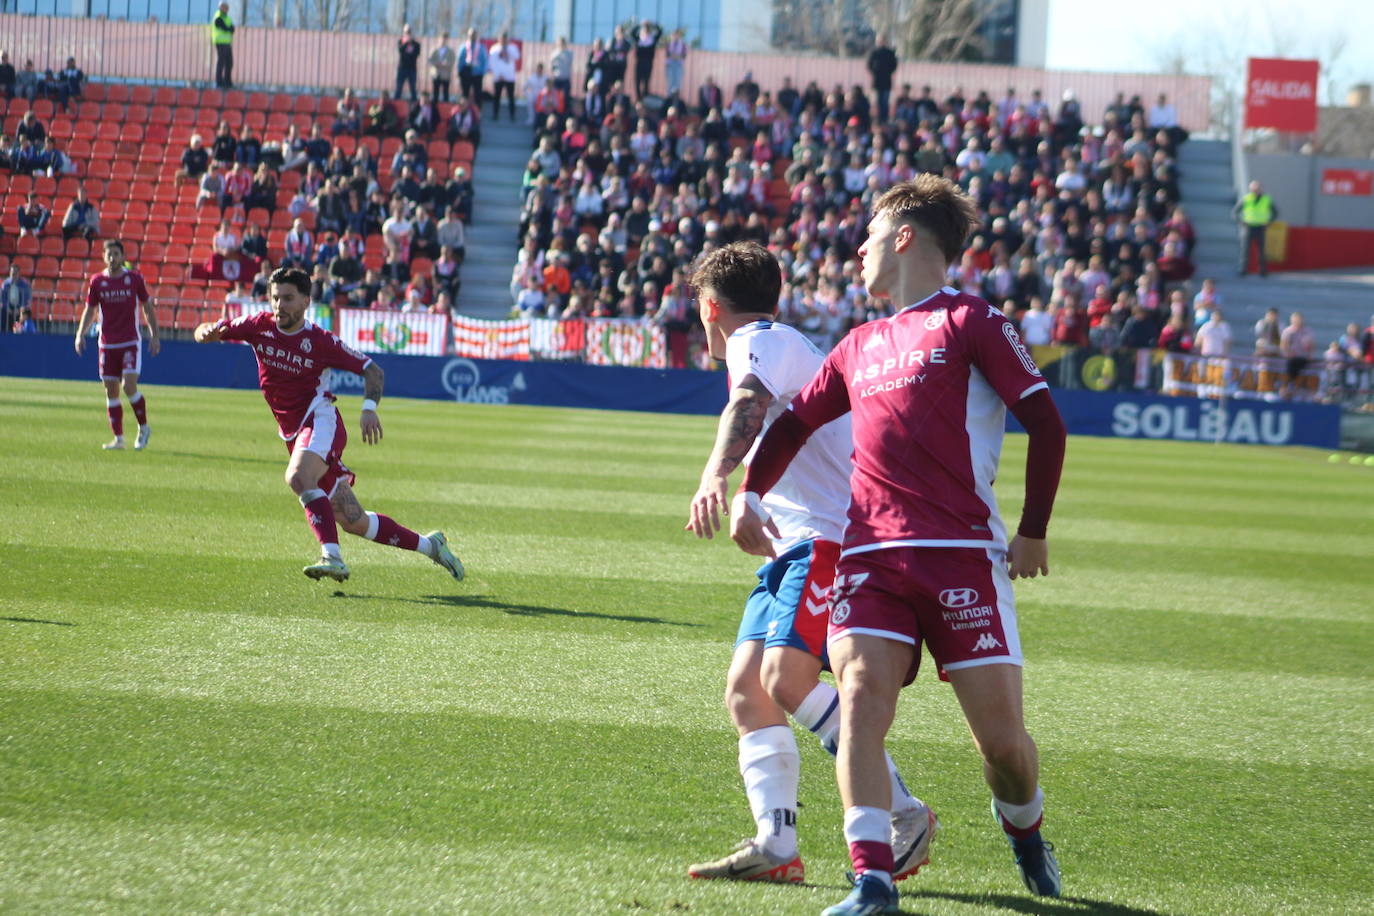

{"left": 1, "top": 336, "right": 1341, "bottom": 448}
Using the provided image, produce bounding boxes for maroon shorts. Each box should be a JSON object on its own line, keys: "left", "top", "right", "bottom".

{"left": 286, "top": 404, "right": 355, "bottom": 497}
{"left": 98, "top": 344, "right": 141, "bottom": 380}
{"left": 828, "top": 545, "right": 1022, "bottom": 684}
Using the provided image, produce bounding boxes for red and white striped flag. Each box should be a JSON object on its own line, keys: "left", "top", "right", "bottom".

{"left": 452, "top": 315, "right": 531, "bottom": 361}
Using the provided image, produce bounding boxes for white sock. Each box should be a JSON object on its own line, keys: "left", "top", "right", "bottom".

{"left": 322, "top": 542, "right": 342, "bottom": 559}
{"left": 739, "top": 725, "right": 800, "bottom": 858}
{"left": 994, "top": 786, "right": 1045, "bottom": 831}
{"left": 415, "top": 534, "right": 434, "bottom": 557}
{"left": 793, "top": 683, "right": 922, "bottom": 813}
{"left": 843, "top": 805, "right": 894, "bottom": 886}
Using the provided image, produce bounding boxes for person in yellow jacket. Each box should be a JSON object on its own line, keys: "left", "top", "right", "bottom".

{"left": 212, "top": 2, "right": 235, "bottom": 89}
{"left": 1233, "top": 180, "right": 1278, "bottom": 277}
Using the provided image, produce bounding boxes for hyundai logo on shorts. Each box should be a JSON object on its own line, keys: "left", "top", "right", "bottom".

{"left": 939, "top": 588, "right": 979, "bottom": 608}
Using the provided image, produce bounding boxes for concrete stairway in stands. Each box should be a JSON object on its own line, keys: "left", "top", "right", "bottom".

{"left": 1177, "top": 138, "right": 1236, "bottom": 281}
{"left": 458, "top": 107, "right": 532, "bottom": 319}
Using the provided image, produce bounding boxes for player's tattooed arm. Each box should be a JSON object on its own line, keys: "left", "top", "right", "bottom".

{"left": 361, "top": 362, "right": 385, "bottom": 405}
{"left": 687, "top": 374, "right": 774, "bottom": 539}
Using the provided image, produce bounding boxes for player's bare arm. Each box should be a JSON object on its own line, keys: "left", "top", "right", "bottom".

{"left": 688, "top": 374, "right": 774, "bottom": 539}
{"left": 193, "top": 321, "right": 225, "bottom": 343}
{"left": 141, "top": 298, "right": 161, "bottom": 356}
{"left": 74, "top": 304, "right": 94, "bottom": 354}
{"left": 359, "top": 362, "right": 385, "bottom": 445}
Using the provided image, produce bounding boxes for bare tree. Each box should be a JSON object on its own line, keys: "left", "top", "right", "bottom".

{"left": 294, "top": 0, "right": 362, "bottom": 30}
{"left": 867, "top": 0, "right": 987, "bottom": 62}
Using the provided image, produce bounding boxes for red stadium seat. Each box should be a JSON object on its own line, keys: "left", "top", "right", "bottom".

{"left": 56, "top": 277, "right": 83, "bottom": 297}
{"left": 220, "top": 109, "right": 243, "bottom": 129}
{"left": 176, "top": 88, "right": 199, "bottom": 108}
{"left": 145, "top": 124, "right": 169, "bottom": 144}
{"left": 72, "top": 122, "right": 96, "bottom": 141}
{"left": 16, "top": 236, "right": 39, "bottom": 257}
{"left": 105, "top": 84, "right": 130, "bottom": 104}
{"left": 40, "top": 237, "right": 64, "bottom": 258}
{"left": 150, "top": 202, "right": 175, "bottom": 223}
{"left": 153, "top": 86, "right": 176, "bottom": 106}
{"left": 142, "top": 241, "right": 166, "bottom": 262}
{"left": 65, "top": 238, "right": 90, "bottom": 260}
{"left": 32, "top": 99, "right": 55, "bottom": 119}
{"left": 247, "top": 207, "right": 270, "bottom": 227}
{"left": 428, "top": 140, "right": 450, "bottom": 162}
{"left": 292, "top": 95, "right": 316, "bottom": 115}
{"left": 82, "top": 178, "right": 105, "bottom": 199}
{"left": 57, "top": 176, "right": 81, "bottom": 196}
{"left": 290, "top": 112, "right": 313, "bottom": 132}
{"left": 247, "top": 92, "right": 270, "bottom": 111}
{"left": 149, "top": 105, "right": 173, "bottom": 125}
{"left": 77, "top": 100, "right": 101, "bottom": 120}
{"left": 129, "top": 85, "right": 154, "bottom": 105}
{"left": 201, "top": 89, "right": 225, "bottom": 110}
{"left": 122, "top": 241, "right": 140, "bottom": 261}
{"left": 135, "top": 162, "right": 161, "bottom": 181}
{"left": 96, "top": 120, "right": 120, "bottom": 141}
{"left": 11, "top": 255, "right": 35, "bottom": 275}
{"left": 85, "top": 160, "right": 111, "bottom": 180}
{"left": 84, "top": 82, "right": 108, "bottom": 102}
{"left": 160, "top": 264, "right": 185, "bottom": 285}
{"left": 153, "top": 183, "right": 180, "bottom": 204}
{"left": 166, "top": 243, "right": 191, "bottom": 263}
{"left": 172, "top": 107, "right": 198, "bottom": 127}
{"left": 244, "top": 110, "right": 266, "bottom": 130}
{"left": 35, "top": 257, "right": 60, "bottom": 279}
{"left": 225, "top": 90, "right": 248, "bottom": 110}
{"left": 110, "top": 161, "right": 135, "bottom": 182}
{"left": 50, "top": 116, "right": 74, "bottom": 137}
{"left": 33, "top": 175, "right": 57, "bottom": 197}
{"left": 125, "top": 105, "right": 149, "bottom": 126}
{"left": 126, "top": 201, "right": 151, "bottom": 222}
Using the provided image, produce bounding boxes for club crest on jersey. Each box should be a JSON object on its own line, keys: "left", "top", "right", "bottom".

{"left": 923, "top": 309, "right": 947, "bottom": 331}
{"left": 300, "top": 338, "right": 312, "bottom": 353}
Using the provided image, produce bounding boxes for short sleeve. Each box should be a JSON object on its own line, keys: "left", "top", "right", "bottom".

{"left": 788, "top": 339, "right": 853, "bottom": 430}
{"left": 133, "top": 273, "right": 150, "bottom": 303}
{"left": 318, "top": 331, "right": 372, "bottom": 375}
{"left": 216, "top": 311, "right": 263, "bottom": 343}
{"left": 963, "top": 302, "right": 1049, "bottom": 406}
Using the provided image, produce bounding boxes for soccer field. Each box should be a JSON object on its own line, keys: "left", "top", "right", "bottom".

{"left": 2, "top": 377, "right": 1371, "bottom": 916}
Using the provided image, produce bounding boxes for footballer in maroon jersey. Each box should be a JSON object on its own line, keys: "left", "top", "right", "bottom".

{"left": 740, "top": 177, "right": 1067, "bottom": 910}
{"left": 194, "top": 267, "right": 464, "bottom": 584}
{"left": 73, "top": 239, "right": 160, "bottom": 450}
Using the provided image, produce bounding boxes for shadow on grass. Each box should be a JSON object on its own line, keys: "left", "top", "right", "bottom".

{"left": 163, "top": 450, "right": 281, "bottom": 467}
{"left": 901, "top": 890, "right": 1175, "bottom": 916}
{"left": 1, "top": 616, "right": 76, "bottom": 626}
{"left": 331, "top": 592, "right": 701, "bottom": 628}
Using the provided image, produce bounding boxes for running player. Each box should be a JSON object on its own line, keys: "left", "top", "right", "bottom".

{"left": 684, "top": 242, "right": 936, "bottom": 887}
{"left": 738, "top": 177, "right": 1068, "bottom": 915}
{"left": 193, "top": 266, "right": 463, "bottom": 583}
{"left": 74, "top": 239, "right": 159, "bottom": 450}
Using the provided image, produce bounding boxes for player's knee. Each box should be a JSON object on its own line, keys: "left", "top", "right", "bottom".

{"left": 978, "top": 729, "right": 1036, "bottom": 774}
{"left": 284, "top": 467, "right": 308, "bottom": 492}
{"left": 759, "top": 660, "right": 809, "bottom": 712}
{"left": 122, "top": 379, "right": 138, "bottom": 397}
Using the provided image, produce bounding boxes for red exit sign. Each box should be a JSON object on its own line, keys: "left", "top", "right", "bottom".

{"left": 1321, "top": 168, "right": 1374, "bottom": 196}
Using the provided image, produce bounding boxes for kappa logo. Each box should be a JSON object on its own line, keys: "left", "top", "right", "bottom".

{"left": 862, "top": 333, "right": 885, "bottom": 350}
{"left": 972, "top": 632, "right": 1003, "bottom": 652}
{"left": 923, "top": 309, "right": 947, "bottom": 331}
{"left": 939, "top": 587, "right": 979, "bottom": 609}
{"left": 802, "top": 580, "right": 830, "bottom": 616}
{"left": 300, "top": 338, "right": 312, "bottom": 353}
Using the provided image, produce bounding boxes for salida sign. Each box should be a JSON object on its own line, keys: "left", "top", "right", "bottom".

{"left": 1244, "top": 58, "right": 1319, "bottom": 132}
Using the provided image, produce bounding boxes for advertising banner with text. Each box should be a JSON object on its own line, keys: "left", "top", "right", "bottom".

{"left": 1244, "top": 58, "right": 1319, "bottom": 132}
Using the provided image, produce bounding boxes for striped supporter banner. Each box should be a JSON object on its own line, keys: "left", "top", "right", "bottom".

{"left": 529, "top": 317, "right": 586, "bottom": 361}
{"left": 452, "top": 315, "right": 531, "bottom": 361}
{"left": 584, "top": 318, "right": 668, "bottom": 369}
{"left": 336, "top": 309, "right": 449, "bottom": 356}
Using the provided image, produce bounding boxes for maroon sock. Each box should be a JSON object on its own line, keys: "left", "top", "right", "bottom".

{"left": 996, "top": 810, "right": 1044, "bottom": 840}
{"left": 368, "top": 512, "right": 421, "bottom": 551}
{"left": 107, "top": 399, "right": 124, "bottom": 437}
{"left": 300, "top": 492, "right": 339, "bottom": 548}
{"left": 129, "top": 392, "right": 148, "bottom": 426}
{"left": 848, "top": 840, "right": 894, "bottom": 875}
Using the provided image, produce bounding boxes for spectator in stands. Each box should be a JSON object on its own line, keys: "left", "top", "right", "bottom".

{"left": 332, "top": 88, "right": 362, "bottom": 136}
{"left": 1280, "top": 311, "right": 1315, "bottom": 399}
{"left": 1, "top": 263, "right": 32, "bottom": 334}
{"left": 411, "top": 206, "right": 440, "bottom": 260}
{"left": 366, "top": 91, "right": 402, "bottom": 138}
{"left": 607, "top": 25, "right": 632, "bottom": 90}
{"left": 16, "top": 110, "right": 45, "bottom": 145}
{"left": 429, "top": 31, "right": 456, "bottom": 102}
{"left": 12, "top": 305, "right": 35, "bottom": 334}
{"left": 408, "top": 91, "right": 438, "bottom": 136}
{"left": 867, "top": 33, "right": 898, "bottom": 124}
{"left": 549, "top": 37, "right": 573, "bottom": 100}
{"left": 223, "top": 162, "right": 252, "bottom": 215}
{"left": 433, "top": 244, "right": 461, "bottom": 299}
{"left": 1194, "top": 307, "right": 1231, "bottom": 357}
{"left": 382, "top": 200, "right": 413, "bottom": 262}
{"left": 0, "top": 52, "right": 14, "bottom": 99}
{"left": 241, "top": 221, "right": 268, "bottom": 261}
{"left": 234, "top": 124, "right": 262, "bottom": 168}
{"left": 176, "top": 134, "right": 210, "bottom": 183}
{"left": 633, "top": 20, "right": 663, "bottom": 100}
{"left": 523, "top": 62, "right": 549, "bottom": 125}
{"left": 488, "top": 31, "right": 520, "bottom": 122}
{"left": 437, "top": 205, "right": 467, "bottom": 258}
{"left": 61, "top": 186, "right": 99, "bottom": 241}
{"left": 213, "top": 220, "right": 240, "bottom": 255}
{"left": 15, "top": 60, "right": 38, "bottom": 101}
{"left": 247, "top": 163, "right": 278, "bottom": 214}
{"left": 328, "top": 243, "right": 363, "bottom": 296}
{"left": 457, "top": 29, "right": 488, "bottom": 105}
{"left": 58, "top": 57, "right": 85, "bottom": 106}
{"left": 446, "top": 95, "right": 482, "bottom": 145}
{"left": 197, "top": 166, "right": 224, "bottom": 211}
{"left": 396, "top": 24, "right": 421, "bottom": 103}
{"left": 211, "top": 121, "right": 236, "bottom": 167}
{"left": 282, "top": 218, "right": 314, "bottom": 270}
{"left": 15, "top": 195, "right": 49, "bottom": 238}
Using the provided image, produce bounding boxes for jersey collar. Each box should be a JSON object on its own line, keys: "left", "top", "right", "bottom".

{"left": 728, "top": 318, "right": 774, "bottom": 338}
{"left": 897, "top": 286, "right": 958, "bottom": 315}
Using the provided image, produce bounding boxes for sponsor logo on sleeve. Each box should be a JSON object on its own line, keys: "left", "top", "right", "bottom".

{"left": 1002, "top": 322, "right": 1042, "bottom": 377}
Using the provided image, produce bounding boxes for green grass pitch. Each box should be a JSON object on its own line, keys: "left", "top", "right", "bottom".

{"left": 2, "top": 377, "right": 1371, "bottom": 915}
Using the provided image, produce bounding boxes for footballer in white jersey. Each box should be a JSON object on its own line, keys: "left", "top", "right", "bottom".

{"left": 684, "top": 243, "right": 936, "bottom": 889}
